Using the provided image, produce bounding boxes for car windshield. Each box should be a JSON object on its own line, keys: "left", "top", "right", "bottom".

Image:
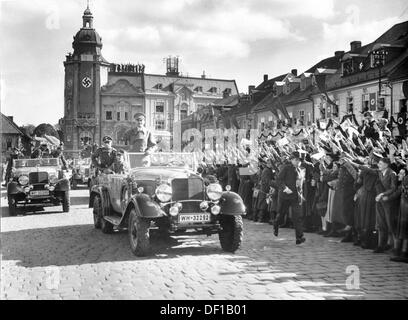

{"left": 73, "top": 158, "right": 91, "bottom": 166}
{"left": 14, "top": 158, "right": 60, "bottom": 168}
{"left": 126, "top": 153, "right": 197, "bottom": 170}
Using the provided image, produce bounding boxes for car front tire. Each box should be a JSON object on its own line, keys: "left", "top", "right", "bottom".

{"left": 219, "top": 215, "right": 243, "bottom": 253}
{"left": 93, "top": 195, "right": 102, "bottom": 229}
{"left": 8, "top": 195, "right": 17, "bottom": 216}
{"left": 62, "top": 190, "right": 70, "bottom": 212}
{"left": 128, "top": 208, "right": 150, "bottom": 256}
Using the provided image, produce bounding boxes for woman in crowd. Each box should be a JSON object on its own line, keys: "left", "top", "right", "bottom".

{"left": 351, "top": 155, "right": 379, "bottom": 249}
{"left": 320, "top": 158, "right": 340, "bottom": 236}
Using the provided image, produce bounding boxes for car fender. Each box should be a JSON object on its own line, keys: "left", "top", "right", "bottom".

{"left": 7, "top": 181, "right": 24, "bottom": 196}
{"left": 89, "top": 186, "right": 104, "bottom": 208}
{"left": 219, "top": 191, "right": 246, "bottom": 215}
{"left": 133, "top": 193, "right": 166, "bottom": 218}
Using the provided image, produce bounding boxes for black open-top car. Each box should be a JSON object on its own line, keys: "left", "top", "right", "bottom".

{"left": 7, "top": 158, "right": 71, "bottom": 216}
{"left": 89, "top": 152, "right": 246, "bottom": 256}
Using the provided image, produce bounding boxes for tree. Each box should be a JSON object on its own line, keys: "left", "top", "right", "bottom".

{"left": 33, "top": 123, "right": 59, "bottom": 138}
{"left": 19, "top": 124, "right": 36, "bottom": 137}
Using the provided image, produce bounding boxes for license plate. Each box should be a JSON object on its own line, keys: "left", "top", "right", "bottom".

{"left": 30, "top": 190, "right": 49, "bottom": 196}
{"left": 178, "top": 213, "right": 211, "bottom": 224}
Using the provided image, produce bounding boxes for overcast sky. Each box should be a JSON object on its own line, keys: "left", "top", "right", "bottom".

{"left": 1, "top": 0, "right": 407, "bottom": 126}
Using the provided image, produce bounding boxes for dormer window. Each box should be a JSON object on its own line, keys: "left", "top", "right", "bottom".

{"left": 209, "top": 87, "right": 217, "bottom": 93}
{"left": 195, "top": 86, "right": 203, "bottom": 92}
{"left": 342, "top": 59, "right": 354, "bottom": 76}
{"left": 155, "top": 83, "right": 163, "bottom": 90}
{"left": 223, "top": 88, "right": 232, "bottom": 95}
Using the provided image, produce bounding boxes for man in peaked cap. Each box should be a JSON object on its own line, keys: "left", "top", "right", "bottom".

{"left": 274, "top": 151, "right": 306, "bottom": 245}
{"left": 127, "top": 113, "right": 157, "bottom": 154}
{"left": 91, "top": 135, "right": 117, "bottom": 173}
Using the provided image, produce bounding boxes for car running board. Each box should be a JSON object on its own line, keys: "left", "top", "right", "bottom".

{"left": 104, "top": 215, "right": 122, "bottom": 226}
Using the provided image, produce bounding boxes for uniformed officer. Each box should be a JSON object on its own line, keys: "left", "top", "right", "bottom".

{"left": 128, "top": 113, "right": 156, "bottom": 154}
{"left": 31, "top": 143, "right": 52, "bottom": 159}
{"left": 110, "top": 149, "right": 129, "bottom": 174}
{"left": 91, "top": 136, "right": 117, "bottom": 173}
{"left": 52, "top": 145, "right": 68, "bottom": 170}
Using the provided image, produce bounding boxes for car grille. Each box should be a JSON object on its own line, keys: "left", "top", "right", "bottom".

{"left": 172, "top": 178, "right": 204, "bottom": 213}
{"left": 172, "top": 178, "right": 204, "bottom": 201}
{"left": 32, "top": 184, "right": 47, "bottom": 191}
{"left": 29, "top": 172, "right": 48, "bottom": 184}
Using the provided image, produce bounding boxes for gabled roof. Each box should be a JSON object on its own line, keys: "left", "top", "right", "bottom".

{"left": 255, "top": 74, "right": 286, "bottom": 91}
{"left": 1, "top": 112, "right": 24, "bottom": 136}
{"left": 212, "top": 94, "right": 240, "bottom": 107}
{"left": 375, "top": 21, "right": 408, "bottom": 46}
{"left": 309, "top": 21, "right": 408, "bottom": 92}
{"left": 306, "top": 55, "right": 342, "bottom": 73}
{"left": 388, "top": 55, "right": 408, "bottom": 81}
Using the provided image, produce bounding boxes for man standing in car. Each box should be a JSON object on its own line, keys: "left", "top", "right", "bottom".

{"left": 127, "top": 113, "right": 156, "bottom": 154}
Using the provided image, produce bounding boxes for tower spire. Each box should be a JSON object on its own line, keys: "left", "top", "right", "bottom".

{"left": 82, "top": 0, "right": 93, "bottom": 28}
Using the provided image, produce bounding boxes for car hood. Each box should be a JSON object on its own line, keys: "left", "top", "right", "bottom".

{"left": 129, "top": 167, "right": 201, "bottom": 181}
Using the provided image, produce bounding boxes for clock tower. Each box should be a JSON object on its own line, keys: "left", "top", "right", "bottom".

{"left": 61, "top": 4, "right": 110, "bottom": 152}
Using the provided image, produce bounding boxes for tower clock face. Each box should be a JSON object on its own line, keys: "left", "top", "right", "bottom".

{"left": 82, "top": 76, "right": 92, "bottom": 88}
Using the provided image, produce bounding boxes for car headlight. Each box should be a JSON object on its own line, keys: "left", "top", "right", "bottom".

{"left": 206, "top": 183, "right": 223, "bottom": 201}
{"left": 49, "top": 174, "right": 58, "bottom": 184}
{"left": 155, "top": 184, "right": 172, "bottom": 202}
{"left": 169, "top": 205, "right": 179, "bottom": 216}
{"left": 211, "top": 205, "right": 221, "bottom": 215}
{"left": 18, "top": 175, "right": 29, "bottom": 185}
{"left": 199, "top": 201, "right": 209, "bottom": 211}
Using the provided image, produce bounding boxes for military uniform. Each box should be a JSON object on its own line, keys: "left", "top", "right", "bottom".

{"left": 127, "top": 127, "right": 156, "bottom": 153}
{"left": 128, "top": 112, "right": 156, "bottom": 153}
{"left": 52, "top": 149, "right": 68, "bottom": 170}
{"left": 91, "top": 145, "right": 117, "bottom": 170}
{"left": 31, "top": 147, "right": 52, "bottom": 159}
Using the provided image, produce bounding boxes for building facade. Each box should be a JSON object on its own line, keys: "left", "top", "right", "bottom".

{"left": 1, "top": 113, "right": 25, "bottom": 157}
{"left": 59, "top": 6, "right": 238, "bottom": 151}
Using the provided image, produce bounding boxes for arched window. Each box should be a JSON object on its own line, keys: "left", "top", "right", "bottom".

{"left": 79, "top": 131, "right": 92, "bottom": 145}
{"left": 180, "top": 103, "right": 188, "bottom": 120}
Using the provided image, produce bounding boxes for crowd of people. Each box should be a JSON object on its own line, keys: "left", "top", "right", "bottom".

{"left": 2, "top": 111, "right": 407, "bottom": 264}
{"left": 200, "top": 111, "right": 408, "bottom": 263}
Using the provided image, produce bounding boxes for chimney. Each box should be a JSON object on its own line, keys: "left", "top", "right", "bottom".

{"left": 248, "top": 85, "right": 255, "bottom": 94}
{"left": 334, "top": 50, "right": 345, "bottom": 58}
{"left": 201, "top": 70, "right": 206, "bottom": 79}
{"left": 263, "top": 74, "right": 268, "bottom": 82}
{"left": 291, "top": 69, "right": 297, "bottom": 76}
{"left": 350, "top": 41, "right": 362, "bottom": 52}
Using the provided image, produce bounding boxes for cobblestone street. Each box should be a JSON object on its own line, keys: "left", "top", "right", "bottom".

{"left": 1, "top": 186, "right": 408, "bottom": 300}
